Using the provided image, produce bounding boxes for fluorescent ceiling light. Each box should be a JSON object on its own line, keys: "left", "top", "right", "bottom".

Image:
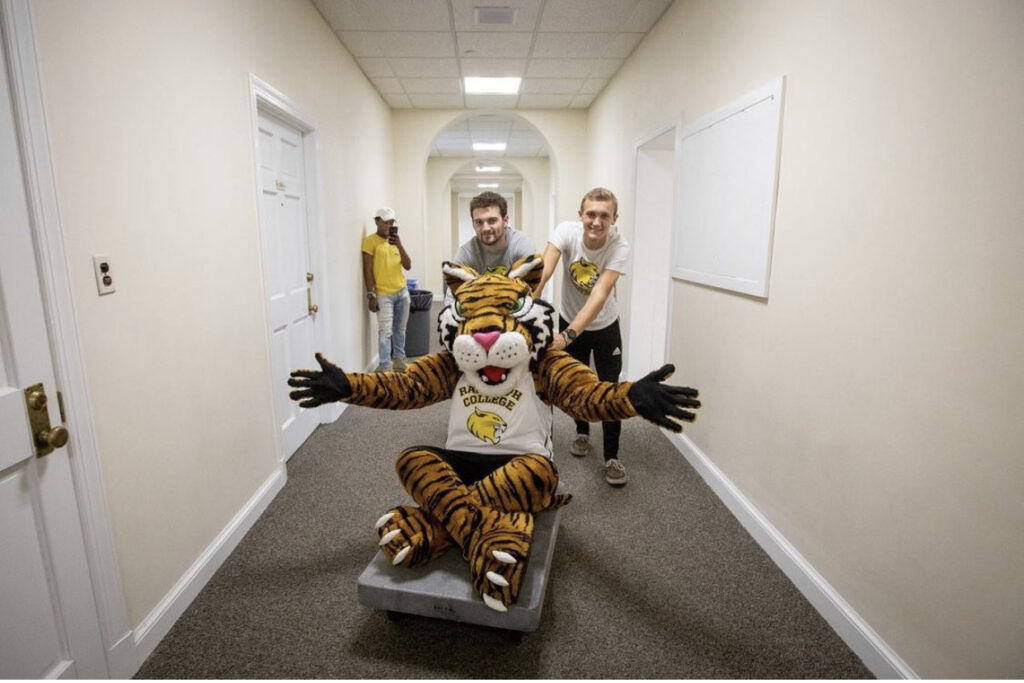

{"left": 477, "top": 183, "right": 499, "bottom": 189}
{"left": 476, "top": 165, "right": 502, "bottom": 172}
{"left": 464, "top": 77, "right": 521, "bottom": 94}
{"left": 472, "top": 142, "right": 507, "bottom": 151}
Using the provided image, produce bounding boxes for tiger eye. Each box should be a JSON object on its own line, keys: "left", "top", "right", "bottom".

{"left": 510, "top": 297, "right": 525, "bottom": 313}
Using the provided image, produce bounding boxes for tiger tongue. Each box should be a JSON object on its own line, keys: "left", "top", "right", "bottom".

{"left": 481, "top": 366, "right": 507, "bottom": 383}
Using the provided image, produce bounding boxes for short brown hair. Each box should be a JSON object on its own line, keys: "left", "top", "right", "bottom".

{"left": 580, "top": 187, "right": 618, "bottom": 215}
{"left": 470, "top": 191, "right": 508, "bottom": 218}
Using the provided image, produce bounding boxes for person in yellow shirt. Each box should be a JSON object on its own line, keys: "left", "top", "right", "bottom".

{"left": 361, "top": 207, "right": 412, "bottom": 372}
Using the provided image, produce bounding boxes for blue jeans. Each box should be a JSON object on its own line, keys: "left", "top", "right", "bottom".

{"left": 376, "top": 288, "right": 409, "bottom": 368}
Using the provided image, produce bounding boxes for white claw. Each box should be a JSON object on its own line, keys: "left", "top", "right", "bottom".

{"left": 482, "top": 593, "right": 508, "bottom": 612}
{"left": 486, "top": 570, "right": 509, "bottom": 587}
{"left": 392, "top": 546, "right": 410, "bottom": 565}
{"left": 379, "top": 529, "right": 400, "bottom": 546}
{"left": 375, "top": 512, "right": 394, "bottom": 528}
{"left": 492, "top": 550, "right": 517, "bottom": 565}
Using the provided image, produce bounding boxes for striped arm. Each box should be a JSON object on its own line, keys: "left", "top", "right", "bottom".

{"left": 535, "top": 350, "right": 637, "bottom": 422}
{"left": 346, "top": 351, "right": 460, "bottom": 410}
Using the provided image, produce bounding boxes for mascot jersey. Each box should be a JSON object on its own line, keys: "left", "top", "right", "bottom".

{"left": 550, "top": 221, "right": 630, "bottom": 330}
{"left": 445, "top": 372, "right": 553, "bottom": 458}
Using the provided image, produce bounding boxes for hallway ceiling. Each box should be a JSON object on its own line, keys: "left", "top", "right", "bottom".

{"left": 311, "top": 0, "right": 673, "bottom": 110}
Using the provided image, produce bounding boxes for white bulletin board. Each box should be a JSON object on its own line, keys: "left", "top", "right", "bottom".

{"left": 672, "top": 77, "right": 785, "bottom": 298}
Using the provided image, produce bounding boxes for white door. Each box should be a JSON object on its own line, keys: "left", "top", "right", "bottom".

{"left": 626, "top": 128, "right": 676, "bottom": 379}
{"left": 256, "top": 110, "right": 318, "bottom": 459}
{"left": 0, "top": 37, "right": 107, "bottom": 679}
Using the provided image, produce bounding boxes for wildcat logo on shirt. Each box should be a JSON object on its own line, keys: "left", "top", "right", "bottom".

{"left": 467, "top": 408, "right": 507, "bottom": 444}
{"left": 569, "top": 259, "right": 599, "bottom": 294}
{"left": 484, "top": 264, "right": 509, "bottom": 276}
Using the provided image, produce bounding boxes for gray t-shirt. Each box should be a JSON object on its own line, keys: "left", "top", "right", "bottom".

{"left": 549, "top": 220, "right": 630, "bottom": 331}
{"left": 445, "top": 227, "right": 538, "bottom": 303}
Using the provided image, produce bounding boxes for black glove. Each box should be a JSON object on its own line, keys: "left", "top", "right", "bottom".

{"left": 287, "top": 352, "right": 352, "bottom": 407}
{"left": 626, "top": 364, "right": 701, "bottom": 432}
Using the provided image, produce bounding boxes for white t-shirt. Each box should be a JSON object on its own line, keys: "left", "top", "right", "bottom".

{"left": 549, "top": 220, "right": 630, "bottom": 331}
{"left": 446, "top": 373, "right": 553, "bottom": 459}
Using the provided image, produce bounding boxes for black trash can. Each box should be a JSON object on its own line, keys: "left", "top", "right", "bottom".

{"left": 405, "top": 289, "right": 434, "bottom": 357}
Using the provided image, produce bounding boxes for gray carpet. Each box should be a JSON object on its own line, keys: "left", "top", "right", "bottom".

{"left": 136, "top": 315, "right": 872, "bottom": 678}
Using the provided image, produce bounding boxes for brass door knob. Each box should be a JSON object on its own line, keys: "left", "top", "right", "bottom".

{"left": 308, "top": 304, "right": 319, "bottom": 314}
{"left": 36, "top": 425, "right": 69, "bottom": 450}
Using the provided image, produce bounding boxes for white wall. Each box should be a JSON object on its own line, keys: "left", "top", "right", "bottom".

{"left": 588, "top": 0, "right": 1024, "bottom": 677}
{"left": 393, "top": 109, "right": 586, "bottom": 294}
{"left": 31, "top": 0, "right": 391, "bottom": 629}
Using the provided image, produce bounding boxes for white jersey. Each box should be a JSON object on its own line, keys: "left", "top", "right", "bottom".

{"left": 446, "top": 372, "right": 553, "bottom": 459}
{"left": 549, "top": 221, "right": 631, "bottom": 330}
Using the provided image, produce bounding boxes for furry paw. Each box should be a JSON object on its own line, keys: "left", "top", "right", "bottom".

{"left": 375, "top": 505, "right": 453, "bottom": 567}
{"left": 468, "top": 508, "right": 535, "bottom": 611}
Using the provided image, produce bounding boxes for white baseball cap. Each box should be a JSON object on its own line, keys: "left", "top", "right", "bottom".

{"left": 374, "top": 207, "right": 396, "bottom": 221}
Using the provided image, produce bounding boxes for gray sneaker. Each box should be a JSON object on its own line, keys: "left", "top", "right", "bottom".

{"left": 604, "top": 459, "right": 627, "bottom": 486}
{"left": 393, "top": 357, "right": 408, "bottom": 373}
{"left": 570, "top": 434, "right": 591, "bottom": 457}
{"left": 374, "top": 364, "right": 391, "bottom": 373}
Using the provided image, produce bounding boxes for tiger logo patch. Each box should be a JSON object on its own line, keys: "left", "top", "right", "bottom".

{"left": 569, "top": 259, "right": 599, "bottom": 294}
{"left": 467, "top": 407, "right": 507, "bottom": 444}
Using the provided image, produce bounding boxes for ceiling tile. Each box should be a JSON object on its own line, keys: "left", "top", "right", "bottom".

{"left": 623, "top": 0, "right": 674, "bottom": 32}
{"left": 382, "top": 92, "right": 413, "bottom": 108}
{"left": 524, "top": 58, "right": 594, "bottom": 78}
{"left": 400, "top": 77, "right": 462, "bottom": 94}
{"left": 570, "top": 93, "right": 595, "bottom": 108}
{"left": 518, "top": 93, "right": 575, "bottom": 108}
{"left": 370, "top": 77, "right": 404, "bottom": 94}
{"left": 464, "top": 93, "right": 520, "bottom": 109}
{"left": 337, "top": 31, "right": 382, "bottom": 57}
{"left": 378, "top": 32, "right": 455, "bottom": 58}
{"left": 521, "top": 78, "right": 584, "bottom": 94}
{"left": 452, "top": 0, "right": 542, "bottom": 31}
{"left": 313, "top": 0, "right": 367, "bottom": 30}
{"left": 357, "top": 57, "right": 394, "bottom": 78}
{"left": 456, "top": 32, "right": 534, "bottom": 59}
{"left": 539, "top": 0, "right": 636, "bottom": 32}
{"left": 346, "top": 0, "right": 451, "bottom": 31}
{"left": 459, "top": 58, "right": 527, "bottom": 77}
{"left": 602, "top": 33, "right": 644, "bottom": 59}
{"left": 532, "top": 33, "right": 615, "bottom": 59}
{"left": 409, "top": 92, "right": 466, "bottom": 108}
{"left": 389, "top": 58, "right": 460, "bottom": 78}
{"left": 588, "top": 58, "right": 625, "bottom": 78}
{"left": 580, "top": 78, "right": 608, "bottom": 94}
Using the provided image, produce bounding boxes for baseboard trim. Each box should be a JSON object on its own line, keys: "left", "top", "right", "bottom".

{"left": 666, "top": 432, "right": 917, "bottom": 680}
{"left": 106, "top": 630, "right": 138, "bottom": 679}
{"left": 131, "top": 464, "right": 287, "bottom": 669}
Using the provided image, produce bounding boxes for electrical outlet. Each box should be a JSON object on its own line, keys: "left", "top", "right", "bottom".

{"left": 92, "top": 255, "right": 115, "bottom": 295}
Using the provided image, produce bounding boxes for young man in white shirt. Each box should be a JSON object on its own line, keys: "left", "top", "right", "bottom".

{"left": 534, "top": 188, "right": 632, "bottom": 486}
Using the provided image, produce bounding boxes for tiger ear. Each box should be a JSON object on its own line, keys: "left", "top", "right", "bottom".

{"left": 508, "top": 254, "right": 544, "bottom": 291}
{"left": 442, "top": 261, "right": 480, "bottom": 296}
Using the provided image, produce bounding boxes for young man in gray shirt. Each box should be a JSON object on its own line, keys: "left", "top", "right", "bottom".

{"left": 446, "top": 191, "right": 537, "bottom": 303}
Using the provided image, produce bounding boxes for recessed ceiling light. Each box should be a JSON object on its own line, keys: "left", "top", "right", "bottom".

{"left": 474, "top": 7, "right": 517, "bottom": 25}
{"left": 476, "top": 165, "right": 502, "bottom": 172}
{"left": 464, "top": 77, "right": 521, "bottom": 94}
{"left": 477, "top": 183, "right": 499, "bottom": 189}
{"left": 472, "top": 142, "right": 506, "bottom": 151}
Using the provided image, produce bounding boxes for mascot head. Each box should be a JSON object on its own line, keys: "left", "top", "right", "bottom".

{"left": 438, "top": 254, "right": 555, "bottom": 397}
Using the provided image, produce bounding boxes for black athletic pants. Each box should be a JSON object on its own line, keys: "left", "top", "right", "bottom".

{"left": 559, "top": 317, "right": 622, "bottom": 461}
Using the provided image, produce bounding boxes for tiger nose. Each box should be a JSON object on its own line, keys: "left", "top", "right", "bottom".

{"left": 473, "top": 331, "right": 501, "bottom": 352}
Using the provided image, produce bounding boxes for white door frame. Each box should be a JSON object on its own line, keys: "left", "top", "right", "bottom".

{"left": 247, "top": 75, "right": 338, "bottom": 461}
{"left": 1, "top": 0, "right": 135, "bottom": 676}
{"left": 626, "top": 118, "right": 680, "bottom": 380}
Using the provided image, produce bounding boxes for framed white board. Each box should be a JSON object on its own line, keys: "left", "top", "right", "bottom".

{"left": 672, "top": 76, "right": 785, "bottom": 298}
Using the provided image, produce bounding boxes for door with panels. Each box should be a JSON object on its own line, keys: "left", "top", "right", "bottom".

{"left": 256, "top": 110, "right": 319, "bottom": 459}
{"left": 0, "top": 33, "right": 107, "bottom": 678}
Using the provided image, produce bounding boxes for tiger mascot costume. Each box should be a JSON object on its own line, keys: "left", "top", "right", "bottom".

{"left": 288, "top": 255, "right": 700, "bottom": 612}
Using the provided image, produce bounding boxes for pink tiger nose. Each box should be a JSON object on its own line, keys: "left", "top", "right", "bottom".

{"left": 473, "top": 331, "right": 501, "bottom": 352}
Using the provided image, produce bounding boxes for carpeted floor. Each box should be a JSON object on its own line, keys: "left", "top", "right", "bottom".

{"left": 135, "top": 311, "right": 873, "bottom": 679}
